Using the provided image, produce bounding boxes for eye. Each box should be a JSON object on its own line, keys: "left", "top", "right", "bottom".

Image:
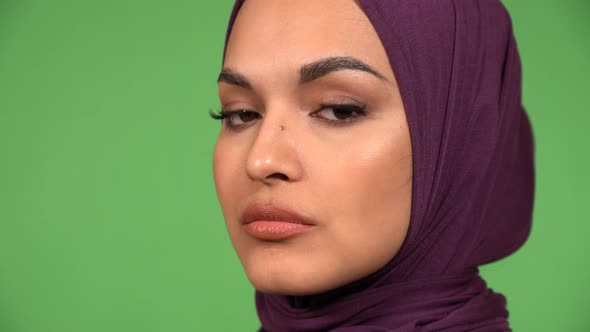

{"left": 209, "top": 109, "right": 261, "bottom": 129}
{"left": 226, "top": 110, "right": 260, "bottom": 127}
{"left": 311, "top": 103, "right": 367, "bottom": 124}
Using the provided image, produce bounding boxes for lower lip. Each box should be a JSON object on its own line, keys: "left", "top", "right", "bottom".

{"left": 244, "top": 221, "right": 314, "bottom": 241}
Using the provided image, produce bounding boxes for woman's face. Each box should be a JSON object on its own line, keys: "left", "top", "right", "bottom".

{"left": 213, "top": 0, "right": 412, "bottom": 296}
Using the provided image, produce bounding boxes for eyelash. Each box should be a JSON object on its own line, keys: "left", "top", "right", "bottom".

{"left": 209, "top": 103, "right": 368, "bottom": 129}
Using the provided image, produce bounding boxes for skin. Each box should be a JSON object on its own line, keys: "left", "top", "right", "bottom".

{"left": 213, "top": 0, "right": 413, "bottom": 296}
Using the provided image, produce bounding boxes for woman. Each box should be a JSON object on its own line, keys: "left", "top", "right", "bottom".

{"left": 211, "top": 0, "right": 535, "bottom": 331}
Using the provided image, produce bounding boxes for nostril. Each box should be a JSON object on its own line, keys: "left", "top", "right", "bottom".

{"left": 267, "top": 173, "right": 289, "bottom": 181}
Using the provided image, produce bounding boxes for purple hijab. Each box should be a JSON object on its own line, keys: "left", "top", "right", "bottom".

{"left": 222, "top": 0, "right": 535, "bottom": 331}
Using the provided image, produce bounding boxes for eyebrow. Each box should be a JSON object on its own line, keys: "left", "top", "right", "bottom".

{"left": 217, "top": 56, "right": 387, "bottom": 89}
{"left": 217, "top": 68, "right": 252, "bottom": 89}
{"left": 299, "top": 56, "right": 387, "bottom": 84}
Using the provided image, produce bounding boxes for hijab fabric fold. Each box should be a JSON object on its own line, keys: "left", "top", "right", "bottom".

{"left": 222, "top": 1, "right": 535, "bottom": 331}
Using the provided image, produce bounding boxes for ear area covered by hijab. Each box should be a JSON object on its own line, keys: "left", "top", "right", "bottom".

{"left": 222, "top": 1, "right": 535, "bottom": 331}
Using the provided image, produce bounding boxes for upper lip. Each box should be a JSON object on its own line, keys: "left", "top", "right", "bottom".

{"left": 240, "top": 203, "right": 316, "bottom": 226}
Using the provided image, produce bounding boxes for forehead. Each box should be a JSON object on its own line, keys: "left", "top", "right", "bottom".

{"left": 223, "top": 0, "right": 394, "bottom": 82}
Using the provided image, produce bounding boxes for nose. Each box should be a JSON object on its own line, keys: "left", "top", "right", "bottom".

{"left": 245, "top": 118, "right": 303, "bottom": 185}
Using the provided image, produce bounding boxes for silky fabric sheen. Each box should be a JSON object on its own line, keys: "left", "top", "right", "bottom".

{"left": 221, "top": 0, "right": 535, "bottom": 331}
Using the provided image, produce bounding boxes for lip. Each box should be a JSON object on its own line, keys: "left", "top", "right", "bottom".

{"left": 240, "top": 203, "right": 316, "bottom": 241}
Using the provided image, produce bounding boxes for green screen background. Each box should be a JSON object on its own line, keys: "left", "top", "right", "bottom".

{"left": 1, "top": 1, "right": 588, "bottom": 331}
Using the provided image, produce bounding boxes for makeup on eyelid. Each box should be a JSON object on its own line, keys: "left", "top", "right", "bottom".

{"left": 210, "top": 102, "right": 368, "bottom": 129}
{"left": 215, "top": 73, "right": 379, "bottom": 129}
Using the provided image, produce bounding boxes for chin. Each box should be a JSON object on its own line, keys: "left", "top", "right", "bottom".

{"left": 247, "top": 269, "right": 333, "bottom": 296}
{"left": 241, "top": 251, "right": 352, "bottom": 296}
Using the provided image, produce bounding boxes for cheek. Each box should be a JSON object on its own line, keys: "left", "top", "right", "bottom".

{"left": 212, "top": 141, "right": 228, "bottom": 202}
{"left": 213, "top": 139, "right": 243, "bottom": 215}
{"left": 213, "top": 139, "right": 248, "bottom": 253}
{"left": 318, "top": 125, "right": 411, "bottom": 210}
{"left": 314, "top": 123, "right": 412, "bottom": 264}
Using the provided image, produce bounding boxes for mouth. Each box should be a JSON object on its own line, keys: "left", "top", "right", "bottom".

{"left": 240, "top": 203, "right": 316, "bottom": 241}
